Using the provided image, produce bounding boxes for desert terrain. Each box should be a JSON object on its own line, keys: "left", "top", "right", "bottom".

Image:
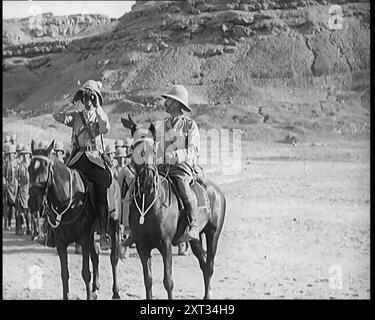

{"left": 2, "top": 0, "right": 370, "bottom": 300}
{"left": 2, "top": 137, "right": 370, "bottom": 299}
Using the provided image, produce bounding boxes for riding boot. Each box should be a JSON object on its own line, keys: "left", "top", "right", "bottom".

{"left": 98, "top": 204, "right": 111, "bottom": 250}
{"left": 181, "top": 198, "right": 199, "bottom": 241}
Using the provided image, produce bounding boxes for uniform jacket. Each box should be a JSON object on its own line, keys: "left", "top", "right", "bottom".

{"left": 156, "top": 114, "right": 200, "bottom": 179}
{"left": 162, "top": 114, "right": 200, "bottom": 167}
{"left": 5, "top": 158, "right": 18, "bottom": 204}
{"left": 53, "top": 105, "right": 110, "bottom": 169}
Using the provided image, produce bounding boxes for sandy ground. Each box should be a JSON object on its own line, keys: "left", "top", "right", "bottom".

{"left": 2, "top": 139, "right": 370, "bottom": 300}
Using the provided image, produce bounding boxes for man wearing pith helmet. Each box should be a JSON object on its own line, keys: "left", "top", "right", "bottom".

{"left": 161, "top": 84, "right": 200, "bottom": 241}
{"left": 52, "top": 79, "right": 112, "bottom": 250}
{"left": 115, "top": 139, "right": 124, "bottom": 152}
{"left": 10, "top": 134, "right": 17, "bottom": 145}
{"left": 53, "top": 141, "right": 65, "bottom": 163}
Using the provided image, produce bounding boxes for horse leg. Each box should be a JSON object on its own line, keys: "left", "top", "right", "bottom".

{"left": 56, "top": 243, "right": 70, "bottom": 300}
{"left": 202, "top": 228, "right": 219, "bottom": 300}
{"left": 137, "top": 245, "right": 153, "bottom": 300}
{"left": 189, "top": 237, "right": 208, "bottom": 299}
{"left": 110, "top": 220, "right": 121, "bottom": 299}
{"left": 158, "top": 241, "right": 174, "bottom": 299}
{"left": 90, "top": 234, "right": 100, "bottom": 299}
{"left": 8, "top": 205, "right": 14, "bottom": 231}
{"left": 25, "top": 209, "right": 31, "bottom": 235}
{"left": 80, "top": 236, "right": 92, "bottom": 300}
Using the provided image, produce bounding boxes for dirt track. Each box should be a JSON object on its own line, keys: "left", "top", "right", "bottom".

{"left": 2, "top": 140, "right": 370, "bottom": 300}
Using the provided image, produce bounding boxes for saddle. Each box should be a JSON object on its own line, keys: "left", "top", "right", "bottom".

{"left": 157, "top": 164, "right": 211, "bottom": 245}
{"left": 73, "top": 168, "right": 120, "bottom": 222}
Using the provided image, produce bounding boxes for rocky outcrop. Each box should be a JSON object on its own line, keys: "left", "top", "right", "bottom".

{"left": 3, "top": 13, "right": 113, "bottom": 57}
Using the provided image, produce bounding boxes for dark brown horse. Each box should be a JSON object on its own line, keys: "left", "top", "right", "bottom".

{"left": 123, "top": 118, "right": 226, "bottom": 299}
{"left": 28, "top": 140, "right": 121, "bottom": 300}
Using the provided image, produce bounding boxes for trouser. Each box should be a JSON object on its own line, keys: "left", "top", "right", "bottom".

{"left": 158, "top": 163, "right": 198, "bottom": 227}
{"left": 70, "top": 154, "right": 111, "bottom": 236}
{"left": 174, "top": 178, "right": 198, "bottom": 227}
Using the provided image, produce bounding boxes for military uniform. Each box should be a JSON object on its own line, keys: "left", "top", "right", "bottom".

{"left": 52, "top": 80, "right": 112, "bottom": 249}
{"left": 16, "top": 146, "right": 32, "bottom": 234}
{"left": 4, "top": 145, "right": 18, "bottom": 231}
{"left": 160, "top": 85, "right": 200, "bottom": 240}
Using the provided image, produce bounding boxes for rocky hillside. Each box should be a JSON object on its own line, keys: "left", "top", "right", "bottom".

{"left": 2, "top": 0, "right": 370, "bottom": 141}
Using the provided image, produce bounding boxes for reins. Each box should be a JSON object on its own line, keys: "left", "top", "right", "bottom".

{"left": 31, "top": 155, "right": 75, "bottom": 229}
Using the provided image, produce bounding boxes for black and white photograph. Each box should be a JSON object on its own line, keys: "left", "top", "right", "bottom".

{"left": 2, "top": 0, "right": 370, "bottom": 301}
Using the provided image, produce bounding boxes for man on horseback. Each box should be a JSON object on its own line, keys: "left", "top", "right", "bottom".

{"left": 161, "top": 85, "right": 200, "bottom": 241}
{"left": 121, "top": 85, "right": 200, "bottom": 248}
{"left": 52, "top": 80, "right": 112, "bottom": 250}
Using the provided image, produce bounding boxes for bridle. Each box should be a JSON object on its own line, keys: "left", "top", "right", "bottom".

{"left": 30, "top": 154, "right": 73, "bottom": 229}
{"left": 132, "top": 137, "right": 163, "bottom": 225}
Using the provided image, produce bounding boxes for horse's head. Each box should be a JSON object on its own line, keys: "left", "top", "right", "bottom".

{"left": 28, "top": 139, "right": 55, "bottom": 212}
{"left": 122, "top": 114, "right": 157, "bottom": 194}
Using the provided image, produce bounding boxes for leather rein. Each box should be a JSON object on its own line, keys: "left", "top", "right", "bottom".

{"left": 30, "top": 155, "right": 83, "bottom": 229}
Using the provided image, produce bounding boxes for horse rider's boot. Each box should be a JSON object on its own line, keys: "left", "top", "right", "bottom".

{"left": 177, "top": 179, "right": 199, "bottom": 241}
{"left": 184, "top": 200, "right": 199, "bottom": 241}
{"left": 98, "top": 204, "right": 111, "bottom": 251}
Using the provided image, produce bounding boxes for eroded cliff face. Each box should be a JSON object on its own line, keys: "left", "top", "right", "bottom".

{"left": 2, "top": 0, "right": 370, "bottom": 139}
{"left": 3, "top": 13, "right": 114, "bottom": 57}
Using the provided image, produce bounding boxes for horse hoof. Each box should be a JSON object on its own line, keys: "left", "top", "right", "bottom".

{"left": 91, "top": 290, "right": 99, "bottom": 300}
{"left": 112, "top": 293, "right": 121, "bottom": 300}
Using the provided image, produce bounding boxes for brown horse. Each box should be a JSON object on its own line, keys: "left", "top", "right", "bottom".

{"left": 28, "top": 140, "right": 121, "bottom": 300}
{"left": 122, "top": 118, "right": 226, "bottom": 299}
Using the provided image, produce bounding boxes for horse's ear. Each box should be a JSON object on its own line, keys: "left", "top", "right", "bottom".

{"left": 121, "top": 117, "right": 133, "bottom": 129}
{"left": 128, "top": 113, "right": 136, "bottom": 126}
{"left": 46, "top": 140, "right": 55, "bottom": 155}
{"left": 149, "top": 123, "right": 156, "bottom": 141}
{"left": 31, "top": 139, "right": 36, "bottom": 155}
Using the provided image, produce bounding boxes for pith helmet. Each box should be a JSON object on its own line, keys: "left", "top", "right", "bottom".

{"left": 4, "top": 135, "right": 10, "bottom": 143}
{"left": 114, "top": 147, "right": 127, "bottom": 158}
{"left": 20, "top": 145, "right": 32, "bottom": 155}
{"left": 105, "top": 144, "right": 116, "bottom": 154}
{"left": 124, "top": 137, "right": 134, "bottom": 147}
{"left": 73, "top": 80, "right": 104, "bottom": 106}
{"left": 11, "top": 134, "right": 17, "bottom": 142}
{"left": 161, "top": 85, "right": 191, "bottom": 112}
{"left": 54, "top": 141, "right": 65, "bottom": 153}
{"left": 6, "top": 144, "right": 17, "bottom": 155}
{"left": 115, "top": 139, "right": 124, "bottom": 148}
{"left": 16, "top": 143, "right": 24, "bottom": 152}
